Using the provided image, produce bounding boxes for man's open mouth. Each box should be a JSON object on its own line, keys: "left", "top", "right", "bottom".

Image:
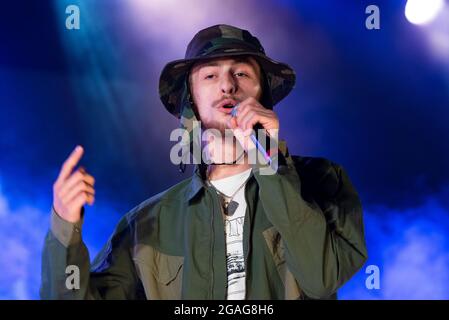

{"left": 217, "top": 99, "right": 238, "bottom": 114}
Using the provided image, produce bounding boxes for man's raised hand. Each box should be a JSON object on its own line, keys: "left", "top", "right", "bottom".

{"left": 52, "top": 145, "right": 95, "bottom": 223}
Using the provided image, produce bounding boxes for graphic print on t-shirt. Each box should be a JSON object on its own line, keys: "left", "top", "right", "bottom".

{"left": 224, "top": 216, "right": 244, "bottom": 238}
{"left": 225, "top": 216, "right": 246, "bottom": 295}
{"left": 209, "top": 168, "right": 252, "bottom": 300}
{"left": 226, "top": 252, "right": 245, "bottom": 284}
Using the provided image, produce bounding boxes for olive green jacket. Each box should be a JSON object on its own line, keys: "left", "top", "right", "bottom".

{"left": 40, "top": 142, "right": 367, "bottom": 300}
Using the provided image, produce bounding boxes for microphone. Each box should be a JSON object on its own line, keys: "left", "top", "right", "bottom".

{"left": 231, "top": 104, "right": 272, "bottom": 165}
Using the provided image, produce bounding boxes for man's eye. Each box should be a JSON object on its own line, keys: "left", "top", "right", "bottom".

{"left": 204, "top": 74, "right": 215, "bottom": 79}
{"left": 235, "top": 72, "right": 248, "bottom": 77}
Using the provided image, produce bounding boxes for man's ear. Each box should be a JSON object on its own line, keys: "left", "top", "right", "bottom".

{"left": 186, "top": 78, "right": 201, "bottom": 120}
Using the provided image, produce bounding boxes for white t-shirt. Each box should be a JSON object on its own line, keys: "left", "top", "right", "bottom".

{"left": 210, "top": 168, "right": 252, "bottom": 300}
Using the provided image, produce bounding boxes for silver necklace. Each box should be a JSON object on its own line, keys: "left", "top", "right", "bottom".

{"left": 208, "top": 174, "right": 250, "bottom": 216}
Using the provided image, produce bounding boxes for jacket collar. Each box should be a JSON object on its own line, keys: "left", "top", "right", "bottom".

{"left": 184, "top": 164, "right": 208, "bottom": 203}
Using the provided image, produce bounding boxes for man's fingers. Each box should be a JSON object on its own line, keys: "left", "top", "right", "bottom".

{"left": 234, "top": 103, "right": 251, "bottom": 122}
{"left": 67, "top": 192, "right": 95, "bottom": 212}
{"left": 239, "top": 110, "right": 258, "bottom": 131}
{"left": 56, "top": 145, "right": 84, "bottom": 184}
{"left": 238, "top": 109, "right": 277, "bottom": 131}
{"left": 61, "top": 179, "right": 95, "bottom": 204}
{"left": 226, "top": 116, "right": 238, "bottom": 130}
{"left": 234, "top": 102, "right": 270, "bottom": 130}
{"left": 57, "top": 169, "right": 95, "bottom": 198}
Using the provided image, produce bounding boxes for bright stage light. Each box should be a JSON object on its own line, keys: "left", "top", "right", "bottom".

{"left": 405, "top": 0, "right": 445, "bottom": 25}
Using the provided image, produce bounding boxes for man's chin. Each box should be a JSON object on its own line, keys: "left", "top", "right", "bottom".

{"left": 201, "top": 120, "right": 229, "bottom": 135}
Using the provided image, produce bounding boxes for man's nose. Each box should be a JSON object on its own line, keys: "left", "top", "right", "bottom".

{"left": 220, "top": 73, "right": 237, "bottom": 95}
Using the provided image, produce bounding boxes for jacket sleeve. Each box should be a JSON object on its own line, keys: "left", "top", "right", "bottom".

{"left": 40, "top": 208, "right": 143, "bottom": 299}
{"left": 252, "top": 151, "right": 368, "bottom": 299}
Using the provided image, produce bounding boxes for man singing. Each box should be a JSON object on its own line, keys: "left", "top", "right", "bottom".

{"left": 41, "top": 24, "right": 367, "bottom": 300}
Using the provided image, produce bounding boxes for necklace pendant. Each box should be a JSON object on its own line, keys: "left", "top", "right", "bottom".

{"left": 224, "top": 200, "right": 239, "bottom": 216}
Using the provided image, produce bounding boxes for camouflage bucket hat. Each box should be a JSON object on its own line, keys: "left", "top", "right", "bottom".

{"left": 159, "top": 24, "right": 296, "bottom": 118}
